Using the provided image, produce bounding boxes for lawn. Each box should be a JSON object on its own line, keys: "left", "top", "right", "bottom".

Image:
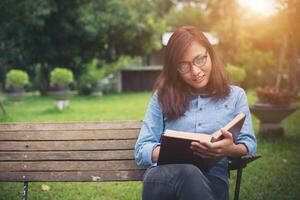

{"left": 0, "top": 91, "right": 299, "bottom": 200}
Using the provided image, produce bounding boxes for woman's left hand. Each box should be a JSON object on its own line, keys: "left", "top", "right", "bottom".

{"left": 190, "top": 129, "right": 245, "bottom": 159}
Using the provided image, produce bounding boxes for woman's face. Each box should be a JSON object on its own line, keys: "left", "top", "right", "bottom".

{"left": 178, "top": 41, "right": 212, "bottom": 92}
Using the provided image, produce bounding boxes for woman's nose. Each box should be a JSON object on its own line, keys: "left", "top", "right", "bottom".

{"left": 191, "top": 65, "right": 204, "bottom": 76}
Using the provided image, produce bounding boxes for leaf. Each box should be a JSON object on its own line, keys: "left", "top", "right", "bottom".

{"left": 41, "top": 184, "right": 50, "bottom": 192}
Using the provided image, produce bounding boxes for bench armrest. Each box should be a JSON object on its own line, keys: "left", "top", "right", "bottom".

{"left": 228, "top": 153, "right": 261, "bottom": 170}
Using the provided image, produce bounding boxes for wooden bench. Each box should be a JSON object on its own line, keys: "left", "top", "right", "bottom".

{"left": 0, "top": 121, "right": 260, "bottom": 200}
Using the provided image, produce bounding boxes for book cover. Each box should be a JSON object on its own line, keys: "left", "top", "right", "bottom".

{"left": 157, "top": 113, "right": 246, "bottom": 171}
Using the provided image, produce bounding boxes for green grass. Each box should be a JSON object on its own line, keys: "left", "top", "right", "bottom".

{"left": 0, "top": 92, "right": 151, "bottom": 122}
{"left": 0, "top": 91, "right": 300, "bottom": 200}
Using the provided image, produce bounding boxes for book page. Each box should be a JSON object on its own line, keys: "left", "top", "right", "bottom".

{"left": 164, "top": 113, "right": 245, "bottom": 143}
{"left": 164, "top": 130, "right": 212, "bottom": 142}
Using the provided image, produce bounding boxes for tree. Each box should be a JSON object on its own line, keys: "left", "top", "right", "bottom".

{"left": 0, "top": 0, "right": 167, "bottom": 94}
{"left": 0, "top": 0, "right": 88, "bottom": 93}
{"left": 165, "top": 6, "right": 209, "bottom": 31}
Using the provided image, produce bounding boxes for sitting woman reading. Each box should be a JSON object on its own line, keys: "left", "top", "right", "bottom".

{"left": 135, "top": 26, "right": 257, "bottom": 200}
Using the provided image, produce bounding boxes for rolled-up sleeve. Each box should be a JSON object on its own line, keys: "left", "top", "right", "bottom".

{"left": 235, "top": 89, "right": 257, "bottom": 154}
{"left": 135, "top": 93, "right": 164, "bottom": 166}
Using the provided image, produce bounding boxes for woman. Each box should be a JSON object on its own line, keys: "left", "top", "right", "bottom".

{"left": 135, "top": 26, "right": 257, "bottom": 200}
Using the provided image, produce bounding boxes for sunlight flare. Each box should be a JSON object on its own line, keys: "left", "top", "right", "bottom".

{"left": 238, "top": 0, "right": 278, "bottom": 17}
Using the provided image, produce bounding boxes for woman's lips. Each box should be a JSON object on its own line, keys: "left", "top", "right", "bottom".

{"left": 192, "top": 75, "right": 205, "bottom": 82}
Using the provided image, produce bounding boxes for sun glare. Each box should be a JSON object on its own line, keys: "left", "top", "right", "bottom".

{"left": 238, "top": 0, "right": 277, "bottom": 17}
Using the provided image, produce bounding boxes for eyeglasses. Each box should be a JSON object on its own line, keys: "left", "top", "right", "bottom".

{"left": 177, "top": 52, "right": 208, "bottom": 74}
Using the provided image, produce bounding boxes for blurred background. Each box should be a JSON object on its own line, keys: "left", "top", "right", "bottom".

{"left": 0, "top": 1, "right": 300, "bottom": 200}
{"left": 0, "top": 0, "right": 299, "bottom": 94}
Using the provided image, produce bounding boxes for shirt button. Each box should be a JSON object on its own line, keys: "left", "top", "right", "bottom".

{"left": 198, "top": 123, "right": 202, "bottom": 127}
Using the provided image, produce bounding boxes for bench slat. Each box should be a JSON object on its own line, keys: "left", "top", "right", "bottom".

{"left": 0, "top": 121, "right": 147, "bottom": 183}
{"left": 0, "top": 160, "right": 146, "bottom": 171}
{"left": 0, "top": 140, "right": 136, "bottom": 151}
{"left": 0, "top": 121, "right": 142, "bottom": 131}
{"left": 0, "top": 129, "right": 139, "bottom": 141}
{"left": 0, "top": 150, "right": 135, "bottom": 161}
{"left": 0, "top": 170, "right": 146, "bottom": 182}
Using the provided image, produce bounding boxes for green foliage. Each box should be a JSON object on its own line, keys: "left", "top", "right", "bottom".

{"left": 50, "top": 68, "right": 74, "bottom": 87}
{"left": 78, "top": 56, "right": 137, "bottom": 95}
{"left": 166, "top": 6, "right": 209, "bottom": 30}
{"left": 100, "top": 56, "right": 138, "bottom": 76}
{"left": 5, "top": 69, "right": 29, "bottom": 89}
{"left": 235, "top": 42, "right": 277, "bottom": 87}
{"left": 78, "top": 0, "right": 166, "bottom": 59}
{"left": 212, "top": 17, "right": 241, "bottom": 64}
{"left": 211, "top": 12, "right": 279, "bottom": 88}
{"left": 225, "top": 64, "right": 246, "bottom": 85}
{"left": 0, "top": 0, "right": 167, "bottom": 93}
{"left": 78, "top": 59, "right": 105, "bottom": 95}
{"left": 32, "top": 63, "right": 52, "bottom": 95}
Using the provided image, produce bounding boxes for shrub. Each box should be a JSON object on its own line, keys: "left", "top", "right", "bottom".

{"left": 255, "top": 86, "right": 295, "bottom": 105}
{"left": 78, "top": 56, "right": 137, "bottom": 95}
{"left": 5, "top": 69, "right": 29, "bottom": 89}
{"left": 78, "top": 59, "right": 105, "bottom": 95}
{"left": 234, "top": 44, "right": 277, "bottom": 88}
{"left": 50, "top": 68, "right": 74, "bottom": 88}
{"left": 225, "top": 64, "right": 246, "bottom": 85}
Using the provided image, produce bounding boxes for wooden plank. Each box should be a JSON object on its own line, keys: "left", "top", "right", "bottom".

{"left": 0, "top": 140, "right": 136, "bottom": 151}
{"left": 0, "top": 121, "right": 142, "bottom": 131}
{"left": 0, "top": 129, "right": 139, "bottom": 141}
{"left": 0, "top": 160, "right": 146, "bottom": 171}
{"left": 0, "top": 150, "right": 135, "bottom": 161}
{"left": 0, "top": 170, "right": 146, "bottom": 182}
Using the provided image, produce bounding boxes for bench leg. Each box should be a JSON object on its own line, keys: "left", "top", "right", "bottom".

{"left": 234, "top": 168, "right": 243, "bottom": 200}
{"left": 23, "top": 181, "right": 29, "bottom": 200}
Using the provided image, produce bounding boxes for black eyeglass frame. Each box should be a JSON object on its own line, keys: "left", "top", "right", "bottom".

{"left": 177, "top": 51, "right": 208, "bottom": 74}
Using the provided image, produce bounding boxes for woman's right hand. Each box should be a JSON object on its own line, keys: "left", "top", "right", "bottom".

{"left": 152, "top": 145, "right": 161, "bottom": 162}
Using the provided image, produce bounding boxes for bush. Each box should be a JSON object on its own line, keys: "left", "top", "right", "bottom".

{"left": 78, "top": 59, "right": 105, "bottom": 95}
{"left": 234, "top": 43, "right": 277, "bottom": 88}
{"left": 78, "top": 56, "right": 137, "bottom": 95}
{"left": 50, "top": 68, "right": 74, "bottom": 88}
{"left": 5, "top": 69, "right": 29, "bottom": 89}
{"left": 255, "top": 86, "right": 295, "bottom": 105}
{"left": 225, "top": 64, "right": 246, "bottom": 85}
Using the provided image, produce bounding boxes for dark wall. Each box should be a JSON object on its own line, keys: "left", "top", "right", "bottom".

{"left": 121, "top": 66, "right": 162, "bottom": 92}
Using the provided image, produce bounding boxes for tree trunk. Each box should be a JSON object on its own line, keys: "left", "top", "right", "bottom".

{"left": 289, "top": 41, "right": 299, "bottom": 95}
{"left": 0, "top": 101, "right": 7, "bottom": 115}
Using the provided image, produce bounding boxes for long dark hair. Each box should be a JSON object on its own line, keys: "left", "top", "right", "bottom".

{"left": 154, "top": 26, "right": 230, "bottom": 121}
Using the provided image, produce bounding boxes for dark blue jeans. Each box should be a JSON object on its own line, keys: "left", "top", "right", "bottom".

{"left": 142, "top": 164, "right": 229, "bottom": 200}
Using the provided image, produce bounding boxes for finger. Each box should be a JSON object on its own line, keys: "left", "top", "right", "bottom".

{"left": 193, "top": 151, "right": 213, "bottom": 159}
{"left": 195, "top": 144, "right": 222, "bottom": 154}
{"left": 192, "top": 147, "right": 219, "bottom": 157}
{"left": 208, "top": 139, "right": 227, "bottom": 149}
{"left": 205, "top": 148, "right": 224, "bottom": 156}
{"left": 221, "top": 128, "right": 232, "bottom": 139}
{"left": 200, "top": 140, "right": 226, "bottom": 150}
{"left": 190, "top": 141, "right": 208, "bottom": 150}
{"left": 193, "top": 150, "right": 222, "bottom": 158}
{"left": 198, "top": 140, "right": 213, "bottom": 149}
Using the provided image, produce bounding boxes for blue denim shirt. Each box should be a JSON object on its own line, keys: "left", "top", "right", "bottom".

{"left": 135, "top": 85, "right": 257, "bottom": 184}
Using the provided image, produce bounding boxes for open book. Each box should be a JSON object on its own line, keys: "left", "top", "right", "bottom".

{"left": 157, "top": 113, "right": 246, "bottom": 171}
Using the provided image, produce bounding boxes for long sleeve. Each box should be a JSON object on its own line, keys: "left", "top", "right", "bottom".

{"left": 235, "top": 89, "right": 257, "bottom": 154}
{"left": 135, "top": 93, "right": 164, "bottom": 166}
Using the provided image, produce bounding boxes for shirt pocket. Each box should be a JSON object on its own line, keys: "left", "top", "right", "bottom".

{"left": 213, "top": 99, "right": 236, "bottom": 127}
{"left": 164, "top": 109, "right": 196, "bottom": 132}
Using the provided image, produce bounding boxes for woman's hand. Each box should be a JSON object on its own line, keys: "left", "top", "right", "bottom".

{"left": 190, "top": 129, "right": 247, "bottom": 158}
{"left": 152, "top": 145, "right": 160, "bottom": 162}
